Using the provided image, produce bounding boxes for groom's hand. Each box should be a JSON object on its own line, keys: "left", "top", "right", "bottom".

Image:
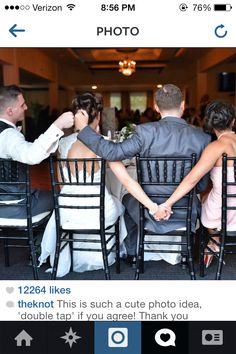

{"left": 75, "top": 110, "right": 89, "bottom": 131}
{"left": 54, "top": 111, "right": 74, "bottom": 130}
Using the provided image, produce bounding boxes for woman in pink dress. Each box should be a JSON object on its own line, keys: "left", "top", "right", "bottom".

{"left": 154, "top": 101, "right": 236, "bottom": 267}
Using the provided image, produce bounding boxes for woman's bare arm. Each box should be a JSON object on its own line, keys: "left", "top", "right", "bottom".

{"left": 109, "top": 161, "right": 158, "bottom": 214}
{"left": 154, "top": 140, "right": 225, "bottom": 219}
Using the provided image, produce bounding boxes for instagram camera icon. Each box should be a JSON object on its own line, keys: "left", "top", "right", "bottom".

{"left": 108, "top": 328, "right": 128, "bottom": 347}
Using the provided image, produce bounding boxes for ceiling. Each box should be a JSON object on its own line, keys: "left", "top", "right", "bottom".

{"left": 72, "top": 48, "right": 173, "bottom": 70}
{"left": 2, "top": 48, "right": 236, "bottom": 91}
{"left": 29, "top": 48, "right": 208, "bottom": 90}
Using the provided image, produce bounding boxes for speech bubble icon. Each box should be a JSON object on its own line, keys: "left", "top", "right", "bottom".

{"left": 155, "top": 328, "right": 176, "bottom": 347}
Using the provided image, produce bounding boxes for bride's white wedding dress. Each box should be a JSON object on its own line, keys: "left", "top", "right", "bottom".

{"left": 39, "top": 133, "right": 127, "bottom": 277}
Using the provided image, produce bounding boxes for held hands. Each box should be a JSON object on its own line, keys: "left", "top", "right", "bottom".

{"left": 54, "top": 112, "right": 75, "bottom": 130}
{"left": 153, "top": 203, "right": 173, "bottom": 221}
{"left": 75, "top": 109, "right": 89, "bottom": 132}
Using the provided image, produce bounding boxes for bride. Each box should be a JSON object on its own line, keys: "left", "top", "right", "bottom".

{"left": 39, "top": 92, "right": 127, "bottom": 277}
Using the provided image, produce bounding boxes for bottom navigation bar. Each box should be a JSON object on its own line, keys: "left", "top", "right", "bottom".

{"left": 0, "top": 321, "right": 235, "bottom": 354}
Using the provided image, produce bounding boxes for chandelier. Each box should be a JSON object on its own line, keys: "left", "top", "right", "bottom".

{"left": 119, "top": 59, "right": 136, "bottom": 76}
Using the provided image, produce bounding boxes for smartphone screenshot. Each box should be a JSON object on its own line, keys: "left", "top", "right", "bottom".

{"left": 0, "top": 1, "right": 235, "bottom": 353}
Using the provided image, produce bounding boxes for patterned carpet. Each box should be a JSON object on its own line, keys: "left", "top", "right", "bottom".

{"left": 0, "top": 239, "right": 235, "bottom": 280}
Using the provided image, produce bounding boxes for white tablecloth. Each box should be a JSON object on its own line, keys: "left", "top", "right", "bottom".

{"left": 106, "top": 165, "right": 137, "bottom": 201}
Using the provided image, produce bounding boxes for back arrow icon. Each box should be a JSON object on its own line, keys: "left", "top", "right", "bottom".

{"left": 9, "top": 24, "right": 25, "bottom": 37}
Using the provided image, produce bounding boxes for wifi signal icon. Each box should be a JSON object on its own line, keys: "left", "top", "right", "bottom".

{"left": 67, "top": 3, "right": 76, "bottom": 10}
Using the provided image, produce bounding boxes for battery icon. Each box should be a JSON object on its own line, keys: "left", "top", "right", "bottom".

{"left": 214, "top": 4, "right": 232, "bottom": 11}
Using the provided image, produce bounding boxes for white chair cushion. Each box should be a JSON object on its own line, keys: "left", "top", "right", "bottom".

{"left": 145, "top": 227, "right": 186, "bottom": 232}
{"left": 0, "top": 211, "right": 50, "bottom": 227}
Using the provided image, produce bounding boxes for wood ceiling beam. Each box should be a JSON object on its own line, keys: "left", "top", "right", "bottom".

{"left": 198, "top": 48, "right": 236, "bottom": 72}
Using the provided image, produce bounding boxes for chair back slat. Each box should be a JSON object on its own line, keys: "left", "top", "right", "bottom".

{"left": 172, "top": 160, "right": 176, "bottom": 182}
{"left": 83, "top": 160, "right": 86, "bottom": 183}
{"left": 74, "top": 160, "right": 79, "bottom": 182}
{"left": 234, "top": 160, "right": 236, "bottom": 181}
{"left": 155, "top": 161, "right": 160, "bottom": 182}
{"left": 58, "top": 160, "right": 65, "bottom": 183}
{"left": 66, "top": 160, "right": 72, "bottom": 183}
{"left": 91, "top": 160, "right": 95, "bottom": 184}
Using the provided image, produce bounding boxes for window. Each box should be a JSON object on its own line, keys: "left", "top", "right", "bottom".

{"left": 110, "top": 92, "right": 121, "bottom": 109}
{"left": 130, "top": 92, "right": 147, "bottom": 112}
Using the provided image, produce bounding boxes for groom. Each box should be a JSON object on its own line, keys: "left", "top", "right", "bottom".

{"left": 75, "top": 84, "right": 211, "bottom": 264}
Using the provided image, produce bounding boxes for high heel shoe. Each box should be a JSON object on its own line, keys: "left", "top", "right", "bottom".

{"left": 204, "top": 253, "right": 214, "bottom": 268}
{"left": 204, "top": 240, "right": 220, "bottom": 268}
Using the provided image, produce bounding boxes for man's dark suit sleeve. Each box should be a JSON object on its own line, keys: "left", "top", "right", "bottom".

{"left": 77, "top": 126, "right": 142, "bottom": 160}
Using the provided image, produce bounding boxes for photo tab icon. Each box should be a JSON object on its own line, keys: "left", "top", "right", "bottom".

{"left": 95, "top": 322, "right": 141, "bottom": 354}
{"left": 108, "top": 328, "right": 128, "bottom": 347}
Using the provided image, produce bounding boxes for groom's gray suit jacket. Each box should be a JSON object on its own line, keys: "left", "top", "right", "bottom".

{"left": 78, "top": 117, "right": 211, "bottom": 233}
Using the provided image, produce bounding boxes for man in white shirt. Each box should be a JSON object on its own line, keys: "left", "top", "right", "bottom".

{"left": 0, "top": 84, "right": 74, "bottom": 218}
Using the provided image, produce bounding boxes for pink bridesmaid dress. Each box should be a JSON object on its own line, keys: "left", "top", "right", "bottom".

{"left": 201, "top": 166, "right": 236, "bottom": 231}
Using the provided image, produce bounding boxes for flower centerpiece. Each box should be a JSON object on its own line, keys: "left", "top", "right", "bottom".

{"left": 119, "top": 123, "right": 136, "bottom": 142}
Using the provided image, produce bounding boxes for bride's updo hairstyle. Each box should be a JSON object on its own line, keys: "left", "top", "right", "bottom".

{"left": 205, "top": 101, "right": 235, "bottom": 131}
{"left": 72, "top": 92, "right": 98, "bottom": 124}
